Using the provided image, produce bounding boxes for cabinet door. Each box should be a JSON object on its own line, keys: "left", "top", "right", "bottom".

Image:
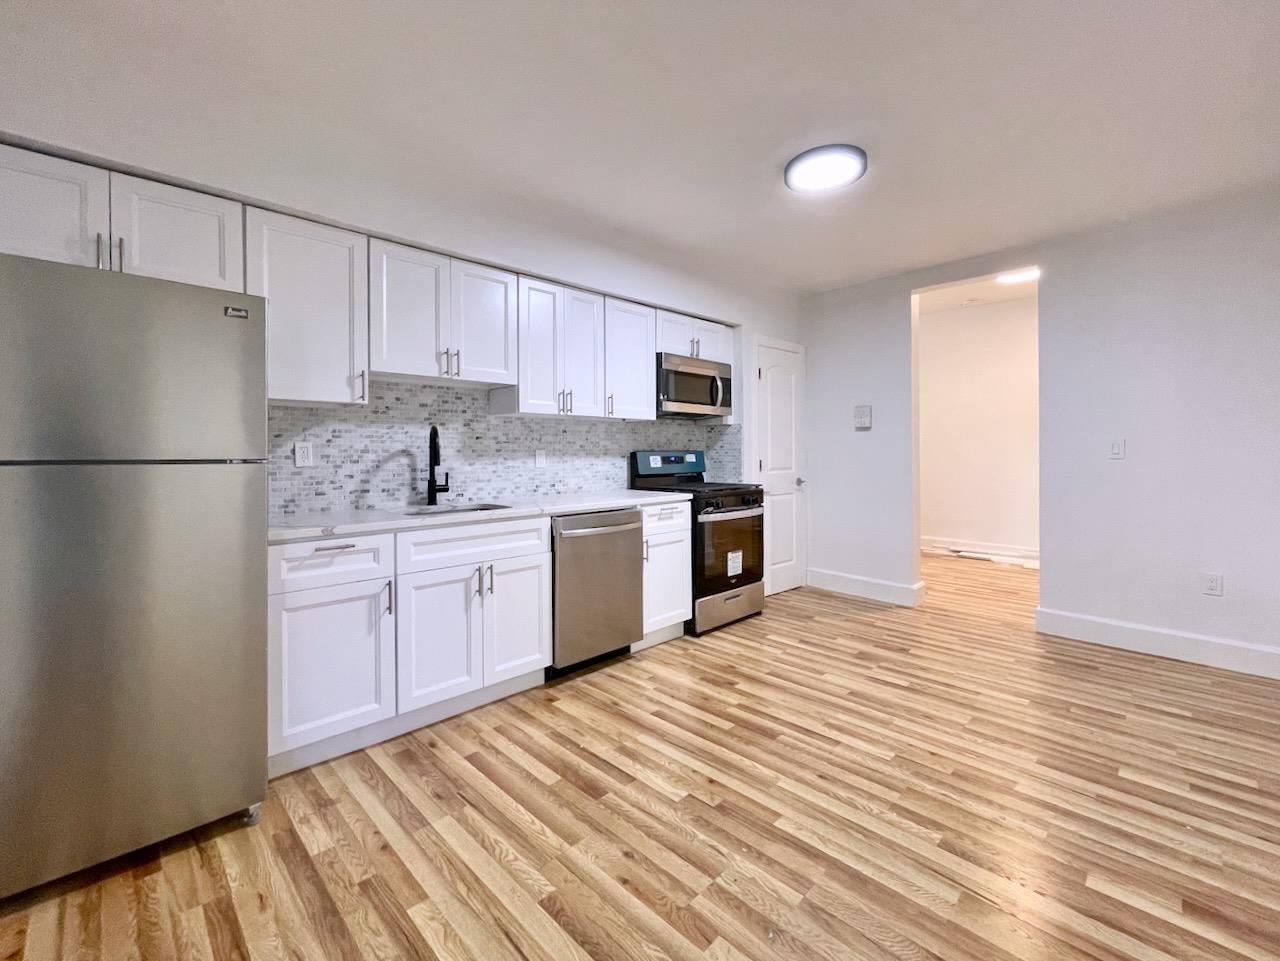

{"left": 604, "top": 298, "right": 656, "bottom": 420}
{"left": 483, "top": 553, "right": 552, "bottom": 684}
{"left": 369, "top": 239, "right": 451, "bottom": 378}
{"left": 656, "top": 309, "right": 695, "bottom": 356}
{"left": 109, "top": 174, "right": 244, "bottom": 291}
{"left": 644, "top": 529, "right": 692, "bottom": 633}
{"left": 517, "top": 276, "right": 563, "bottom": 415}
{"left": 562, "top": 287, "right": 606, "bottom": 417}
{"left": 693, "top": 318, "right": 734, "bottom": 364}
{"left": 397, "top": 565, "right": 484, "bottom": 711}
{"left": 246, "top": 209, "right": 369, "bottom": 404}
{"left": 268, "top": 578, "right": 396, "bottom": 754}
{"left": 450, "top": 259, "right": 518, "bottom": 385}
{"left": 0, "top": 144, "right": 109, "bottom": 267}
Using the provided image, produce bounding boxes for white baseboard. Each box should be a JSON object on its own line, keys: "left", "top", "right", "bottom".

{"left": 1036, "top": 608, "right": 1280, "bottom": 680}
{"left": 922, "top": 536, "right": 1039, "bottom": 565}
{"left": 268, "top": 669, "right": 545, "bottom": 778}
{"left": 631, "top": 622, "right": 686, "bottom": 652}
{"left": 806, "top": 568, "right": 926, "bottom": 607}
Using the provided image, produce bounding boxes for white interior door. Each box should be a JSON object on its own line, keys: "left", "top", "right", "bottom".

{"left": 755, "top": 338, "right": 807, "bottom": 594}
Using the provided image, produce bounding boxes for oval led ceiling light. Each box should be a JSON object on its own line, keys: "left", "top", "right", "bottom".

{"left": 784, "top": 144, "right": 868, "bottom": 193}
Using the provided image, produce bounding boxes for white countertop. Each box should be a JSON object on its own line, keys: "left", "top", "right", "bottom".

{"left": 268, "top": 490, "right": 691, "bottom": 544}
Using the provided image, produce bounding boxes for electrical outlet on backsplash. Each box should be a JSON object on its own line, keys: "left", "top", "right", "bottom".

{"left": 268, "top": 377, "right": 743, "bottom": 514}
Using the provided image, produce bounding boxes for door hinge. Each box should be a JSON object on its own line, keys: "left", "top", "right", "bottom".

{"left": 757, "top": 367, "right": 762, "bottom": 380}
{"left": 758, "top": 458, "right": 763, "bottom": 471}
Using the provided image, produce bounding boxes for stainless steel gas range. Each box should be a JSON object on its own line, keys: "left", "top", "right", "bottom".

{"left": 630, "top": 450, "right": 764, "bottom": 634}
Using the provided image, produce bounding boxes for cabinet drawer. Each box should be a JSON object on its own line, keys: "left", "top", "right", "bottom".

{"left": 643, "top": 501, "right": 691, "bottom": 535}
{"left": 268, "top": 534, "right": 395, "bottom": 594}
{"left": 397, "top": 517, "right": 550, "bottom": 574}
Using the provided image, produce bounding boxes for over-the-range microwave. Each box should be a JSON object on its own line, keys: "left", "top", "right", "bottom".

{"left": 656, "top": 352, "right": 733, "bottom": 418}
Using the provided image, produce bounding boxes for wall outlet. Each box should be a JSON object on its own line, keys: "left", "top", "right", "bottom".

{"left": 1108, "top": 439, "right": 1127, "bottom": 460}
{"left": 293, "top": 441, "right": 315, "bottom": 467}
{"left": 853, "top": 405, "right": 873, "bottom": 430}
{"left": 534, "top": 449, "right": 547, "bottom": 468}
{"left": 1201, "top": 572, "right": 1225, "bottom": 597}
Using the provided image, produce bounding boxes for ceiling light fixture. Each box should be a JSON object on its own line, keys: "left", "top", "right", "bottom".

{"left": 784, "top": 144, "right": 868, "bottom": 193}
{"left": 995, "top": 267, "right": 1041, "bottom": 284}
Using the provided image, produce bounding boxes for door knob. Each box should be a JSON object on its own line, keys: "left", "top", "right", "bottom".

{"left": 795, "top": 477, "right": 807, "bottom": 488}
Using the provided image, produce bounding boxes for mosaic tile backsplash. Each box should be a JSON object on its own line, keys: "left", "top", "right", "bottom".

{"left": 269, "top": 377, "right": 743, "bottom": 514}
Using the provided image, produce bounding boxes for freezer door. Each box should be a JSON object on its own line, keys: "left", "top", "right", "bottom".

{"left": 0, "top": 464, "right": 267, "bottom": 899}
{"left": 0, "top": 253, "right": 265, "bottom": 461}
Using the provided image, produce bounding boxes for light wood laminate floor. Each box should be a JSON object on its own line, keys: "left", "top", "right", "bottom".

{"left": 4, "top": 554, "right": 1279, "bottom": 961}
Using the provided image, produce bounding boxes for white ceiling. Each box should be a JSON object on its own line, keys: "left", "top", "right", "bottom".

{"left": 917, "top": 274, "right": 1039, "bottom": 314}
{"left": 3, "top": 0, "right": 1278, "bottom": 293}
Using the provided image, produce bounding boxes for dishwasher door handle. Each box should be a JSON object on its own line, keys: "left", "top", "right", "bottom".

{"left": 557, "top": 521, "right": 643, "bottom": 538}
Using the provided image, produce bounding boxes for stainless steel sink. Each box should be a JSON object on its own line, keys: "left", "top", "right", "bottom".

{"left": 403, "top": 502, "right": 510, "bottom": 516}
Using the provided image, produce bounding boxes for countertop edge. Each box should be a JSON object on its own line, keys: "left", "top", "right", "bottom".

{"left": 267, "top": 491, "right": 693, "bottom": 545}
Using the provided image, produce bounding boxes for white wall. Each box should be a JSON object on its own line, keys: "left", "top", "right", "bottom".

{"left": 803, "top": 180, "right": 1280, "bottom": 677}
{"left": 918, "top": 295, "right": 1039, "bottom": 560}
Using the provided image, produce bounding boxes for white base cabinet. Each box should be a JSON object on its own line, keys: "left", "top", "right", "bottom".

{"left": 397, "top": 564, "right": 485, "bottom": 712}
{"left": 268, "top": 577, "right": 396, "bottom": 755}
{"left": 396, "top": 521, "right": 552, "bottom": 711}
{"left": 642, "top": 502, "right": 693, "bottom": 632}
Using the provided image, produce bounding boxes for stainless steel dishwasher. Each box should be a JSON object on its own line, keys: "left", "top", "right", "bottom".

{"left": 551, "top": 509, "right": 644, "bottom": 670}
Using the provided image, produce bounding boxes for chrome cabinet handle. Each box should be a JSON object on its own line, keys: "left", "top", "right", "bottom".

{"left": 696, "top": 337, "right": 702, "bottom": 356}
{"left": 486, "top": 564, "right": 495, "bottom": 595}
{"left": 356, "top": 370, "right": 366, "bottom": 401}
{"left": 567, "top": 389, "right": 573, "bottom": 414}
{"left": 607, "top": 394, "right": 614, "bottom": 416}
{"left": 95, "top": 233, "right": 103, "bottom": 269}
{"left": 643, "top": 538, "right": 649, "bottom": 562}
{"left": 690, "top": 336, "right": 696, "bottom": 356}
{"left": 558, "top": 389, "right": 565, "bottom": 414}
{"left": 383, "top": 580, "right": 393, "bottom": 615}
{"left": 440, "top": 349, "right": 451, "bottom": 376}
{"left": 476, "top": 565, "right": 484, "bottom": 597}
{"left": 117, "top": 237, "right": 125, "bottom": 272}
{"left": 452, "top": 350, "right": 460, "bottom": 377}
{"left": 313, "top": 543, "right": 357, "bottom": 552}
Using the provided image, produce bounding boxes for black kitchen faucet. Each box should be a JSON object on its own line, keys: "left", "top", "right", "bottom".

{"left": 426, "top": 425, "right": 449, "bottom": 505}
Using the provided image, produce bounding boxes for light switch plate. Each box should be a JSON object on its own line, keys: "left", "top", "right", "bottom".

{"left": 1109, "top": 439, "right": 1127, "bottom": 460}
{"left": 534, "top": 449, "right": 547, "bottom": 468}
{"left": 853, "top": 405, "right": 873, "bottom": 431}
{"left": 1201, "top": 572, "right": 1224, "bottom": 597}
{"left": 293, "top": 441, "right": 314, "bottom": 467}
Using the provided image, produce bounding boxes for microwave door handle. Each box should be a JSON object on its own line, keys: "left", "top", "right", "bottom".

{"left": 711, "top": 375, "right": 723, "bottom": 410}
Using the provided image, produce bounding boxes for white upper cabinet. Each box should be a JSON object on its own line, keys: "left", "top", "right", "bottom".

{"left": 604, "top": 298, "right": 656, "bottom": 420}
{"left": 0, "top": 145, "right": 109, "bottom": 267}
{"left": 246, "top": 208, "right": 369, "bottom": 405}
{"left": 494, "top": 278, "right": 605, "bottom": 417}
{"left": 562, "top": 287, "right": 607, "bottom": 417}
{"left": 693, "top": 318, "right": 734, "bottom": 364}
{"left": 450, "top": 259, "right": 517, "bottom": 385}
{"left": 369, "top": 239, "right": 451, "bottom": 379}
{"left": 515, "top": 276, "right": 563, "bottom": 416}
{"left": 657, "top": 309, "right": 696, "bottom": 357}
{"left": 109, "top": 174, "right": 244, "bottom": 291}
{"left": 656, "top": 309, "right": 734, "bottom": 364}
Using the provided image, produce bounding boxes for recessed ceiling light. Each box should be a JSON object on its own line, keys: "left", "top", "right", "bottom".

{"left": 784, "top": 144, "right": 868, "bottom": 193}
{"left": 995, "top": 267, "right": 1041, "bottom": 284}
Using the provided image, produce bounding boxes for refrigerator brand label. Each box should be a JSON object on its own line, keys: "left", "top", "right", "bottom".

{"left": 224, "top": 306, "right": 250, "bottom": 319}
{"left": 727, "top": 550, "right": 743, "bottom": 577}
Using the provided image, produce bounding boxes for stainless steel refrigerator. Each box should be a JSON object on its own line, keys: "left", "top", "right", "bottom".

{"left": 0, "top": 253, "right": 267, "bottom": 900}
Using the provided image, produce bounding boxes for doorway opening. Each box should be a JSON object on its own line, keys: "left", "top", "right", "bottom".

{"left": 912, "top": 269, "right": 1040, "bottom": 607}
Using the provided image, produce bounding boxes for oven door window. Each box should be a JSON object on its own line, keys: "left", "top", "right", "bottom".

{"left": 695, "top": 512, "right": 763, "bottom": 595}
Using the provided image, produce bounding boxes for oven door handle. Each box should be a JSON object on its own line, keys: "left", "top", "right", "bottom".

{"left": 697, "top": 507, "right": 764, "bottom": 523}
